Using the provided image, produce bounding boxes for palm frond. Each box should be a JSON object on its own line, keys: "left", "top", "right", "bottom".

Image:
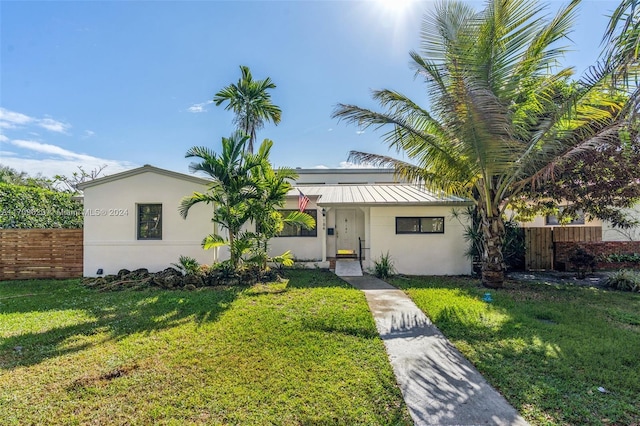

{"left": 179, "top": 192, "right": 215, "bottom": 219}
{"left": 283, "top": 211, "right": 316, "bottom": 230}
{"left": 202, "top": 234, "right": 227, "bottom": 250}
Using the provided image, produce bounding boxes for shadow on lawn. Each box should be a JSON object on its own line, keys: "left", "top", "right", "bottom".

{"left": 391, "top": 276, "right": 640, "bottom": 426}
{"left": 0, "top": 281, "right": 242, "bottom": 369}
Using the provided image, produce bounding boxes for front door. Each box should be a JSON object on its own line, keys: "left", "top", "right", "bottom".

{"left": 336, "top": 209, "right": 357, "bottom": 254}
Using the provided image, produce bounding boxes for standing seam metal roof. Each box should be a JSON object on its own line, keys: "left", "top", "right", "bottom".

{"left": 291, "top": 184, "right": 469, "bottom": 205}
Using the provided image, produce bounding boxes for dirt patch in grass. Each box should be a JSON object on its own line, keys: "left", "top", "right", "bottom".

{"left": 69, "top": 364, "right": 140, "bottom": 390}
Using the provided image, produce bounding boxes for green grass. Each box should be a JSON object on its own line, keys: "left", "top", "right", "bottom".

{"left": 390, "top": 276, "right": 640, "bottom": 426}
{"left": 0, "top": 270, "right": 412, "bottom": 425}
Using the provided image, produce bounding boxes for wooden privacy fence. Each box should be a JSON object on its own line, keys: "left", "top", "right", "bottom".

{"left": 525, "top": 226, "right": 602, "bottom": 271}
{"left": 0, "top": 229, "right": 83, "bottom": 280}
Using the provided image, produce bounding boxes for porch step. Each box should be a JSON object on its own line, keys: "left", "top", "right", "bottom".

{"left": 336, "top": 249, "right": 358, "bottom": 259}
{"left": 335, "top": 260, "right": 363, "bottom": 277}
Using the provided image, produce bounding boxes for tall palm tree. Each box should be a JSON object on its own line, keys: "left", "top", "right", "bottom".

{"left": 214, "top": 65, "right": 282, "bottom": 154}
{"left": 333, "top": 0, "right": 629, "bottom": 288}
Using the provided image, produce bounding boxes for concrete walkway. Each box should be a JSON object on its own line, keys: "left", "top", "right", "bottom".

{"left": 340, "top": 274, "right": 529, "bottom": 426}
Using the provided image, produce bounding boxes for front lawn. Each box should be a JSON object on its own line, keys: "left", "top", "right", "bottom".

{"left": 0, "top": 270, "right": 411, "bottom": 425}
{"left": 391, "top": 276, "right": 640, "bottom": 426}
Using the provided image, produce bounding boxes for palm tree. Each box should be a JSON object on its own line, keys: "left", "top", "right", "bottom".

{"left": 604, "top": 0, "right": 639, "bottom": 74}
{"left": 603, "top": 0, "right": 640, "bottom": 134}
{"left": 333, "top": 0, "right": 629, "bottom": 288}
{"left": 179, "top": 131, "right": 267, "bottom": 269}
{"left": 248, "top": 156, "right": 316, "bottom": 269}
{"left": 214, "top": 65, "right": 282, "bottom": 154}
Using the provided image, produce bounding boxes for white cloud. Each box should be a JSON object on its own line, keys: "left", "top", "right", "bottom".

{"left": 312, "top": 164, "right": 330, "bottom": 169}
{"left": 187, "top": 100, "right": 213, "bottom": 113}
{"left": 0, "top": 109, "right": 132, "bottom": 179}
{"left": 0, "top": 121, "right": 18, "bottom": 130}
{"left": 0, "top": 107, "right": 71, "bottom": 134}
{"left": 0, "top": 108, "right": 32, "bottom": 126}
{"left": 3, "top": 138, "right": 136, "bottom": 179}
{"left": 10, "top": 139, "right": 89, "bottom": 159}
{"left": 356, "top": 130, "right": 365, "bottom": 135}
{"left": 38, "top": 117, "right": 71, "bottom": 133}
{"left": 1, "top": 156, "right": 135, "bottom": 180}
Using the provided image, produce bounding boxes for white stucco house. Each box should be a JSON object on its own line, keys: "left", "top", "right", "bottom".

{"left": 78, "top": 165, "right": 473, "bottom": 277}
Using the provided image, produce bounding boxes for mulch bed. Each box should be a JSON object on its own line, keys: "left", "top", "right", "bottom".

{"left": 507, "top": 270, "right": 610, "bottom": 288}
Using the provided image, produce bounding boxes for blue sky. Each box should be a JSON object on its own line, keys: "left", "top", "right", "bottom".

{"left": 0, "top": 0, "right": 621, "bottom": 180}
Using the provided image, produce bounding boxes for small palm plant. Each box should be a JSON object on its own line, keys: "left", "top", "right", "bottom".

{"left": 172, "top": 255, "right": 201, "bottom": 276}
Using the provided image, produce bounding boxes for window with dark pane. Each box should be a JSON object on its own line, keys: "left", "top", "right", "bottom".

{"left": 138, "top": 204, "right": 162, "bottom": 240}
{"left": 396, "top": 217, "right": 445, "bottom": 234}
{"left": 546, "top": 208, "right": 585, "bottom": 226}
{"left": 277, "top": 209, "right": 317, "bottom": 237}
{"left": 421, "top": 217, "right": 444, "bottom": 233}
{"left": 396, "top": 217, "right": 420, "bottom": 233}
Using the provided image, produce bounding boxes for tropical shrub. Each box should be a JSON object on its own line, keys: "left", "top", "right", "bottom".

{"left": 181, "top": 133, "right": 314, "bottom": 274}
{"left": 171, "top": 255, "right": 201, "bottom": 276}
{"left": 606, "top": 269, "right": 640, "bottom": 293}
{"left": 456, "top": 207, "right": 525, "bottom": 272}
{"left": 372, "top": 252, "right": 396, "bottom": 279}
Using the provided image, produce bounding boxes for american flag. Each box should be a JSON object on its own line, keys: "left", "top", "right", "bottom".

{"left": 298, "top": 190, "right": 310, "bottom": 212}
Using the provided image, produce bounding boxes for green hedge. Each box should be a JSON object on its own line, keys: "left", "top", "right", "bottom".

{"left": 0, "top": 183, "right": 83, "bottom": 228}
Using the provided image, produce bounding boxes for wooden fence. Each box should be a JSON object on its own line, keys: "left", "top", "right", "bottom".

{"left": 0, "top": 229, "right": 83, "bottom": 280}
{"left": 525, "top": 226, "right": 602, "bottom": 271}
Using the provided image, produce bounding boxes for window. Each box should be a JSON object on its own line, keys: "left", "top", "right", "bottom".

{"left": 546, "top": 209, "right": 585, "bottom": 225}
{"left": 277, "top": 209, "right": 317, "bottom": 237}
{"left": 396, "top": 217, "right": 444, "bottom": 234}
{"left": 137, "top": 204, "right": 162, "bottom": 240}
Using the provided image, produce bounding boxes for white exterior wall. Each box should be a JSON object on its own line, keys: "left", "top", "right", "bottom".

{"left": 602, "top": 204, "right": 640, "bottom": 241}
{"left": 519, "top": 215, "right": 601, "bottom": 228}
{"left": 266, "top": 197, "right": 323, "bottom": 261}
{"left": 368, "top": 205, "right": 471, "bottom": 275}
{"left": 83, "top": 171, "right": 214, "bottom": 276}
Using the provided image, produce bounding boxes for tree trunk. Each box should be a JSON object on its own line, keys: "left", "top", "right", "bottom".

{"left": 478, "top": 199, "right": 506, "bottom": 288}
{"left": 228, "top": 230, "right": 238, "bottom": 270}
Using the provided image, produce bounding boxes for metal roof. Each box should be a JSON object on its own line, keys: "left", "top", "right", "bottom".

{"left": 291, "top": 184, "right": 470, "bottom": 205}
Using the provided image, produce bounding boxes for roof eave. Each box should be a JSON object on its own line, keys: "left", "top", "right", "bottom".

{"left": 77, "top": 164, "right": 210, "bottom": 189}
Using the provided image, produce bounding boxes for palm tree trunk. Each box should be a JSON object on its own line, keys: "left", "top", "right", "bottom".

{"left": 228, "top": 230, "right": 237, "bottom": 270}
{"left": 478, "top": 197, "right": 506, "bottom": 288}
{"left": 248, "top": 128, "right": 256, "bottom": 154}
